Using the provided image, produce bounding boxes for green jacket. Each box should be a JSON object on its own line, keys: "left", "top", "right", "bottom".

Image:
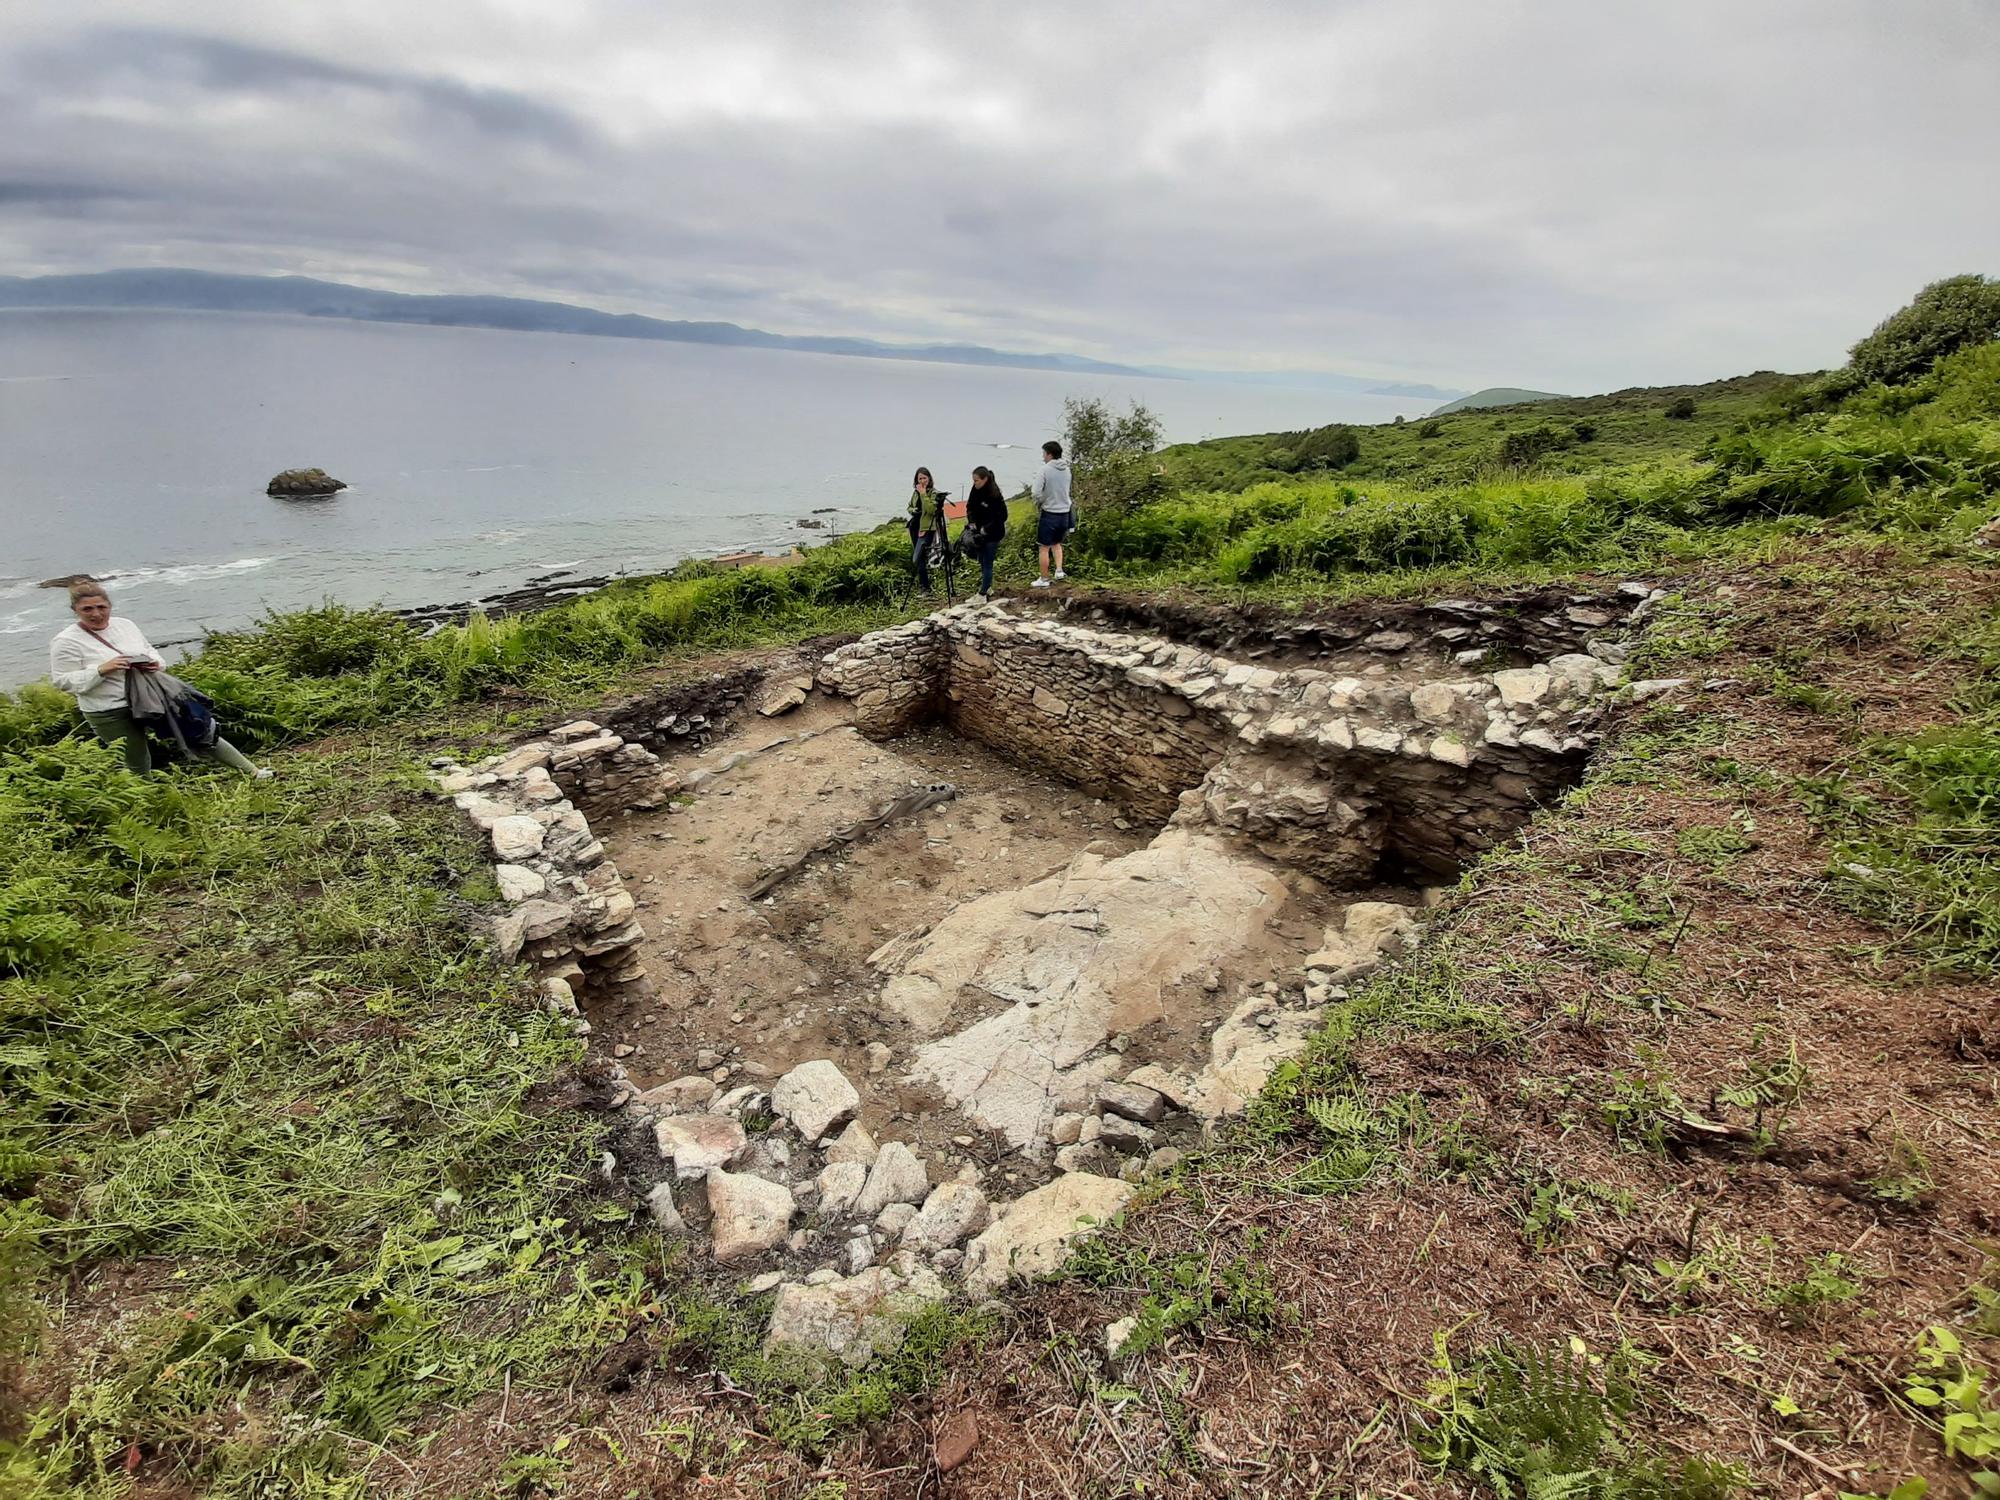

{"left": 907, "top": 487, "right": 946, "bottom": 534}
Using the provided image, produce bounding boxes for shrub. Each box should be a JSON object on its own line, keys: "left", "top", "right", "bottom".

{"left": 1664, "top": 397, "right": 1697, "bottom": 420}
{"left": 1061, "top": 395, "right": 1164, "bottom": 515}
{"left": 1847, "top": 273, "right": 2000, "bottom": 388}
{"left": 1292, "top": 423, "right": 1363, "bottom": 471}
{"left": 1500, "top": 425, "right": 1574, "bottom": 467}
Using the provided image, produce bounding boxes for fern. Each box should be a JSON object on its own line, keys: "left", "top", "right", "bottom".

{"left": 1418, "top": 1339, "right": 1742, "bottom": 1499}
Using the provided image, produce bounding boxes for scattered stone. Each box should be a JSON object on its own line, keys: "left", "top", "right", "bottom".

{"left": 772, "top": 1059, "right": 861, "bottom": 1143}
{"left": 1630, "top": 677, "right": 1691, "bottom": 701}
{"left": 964, "top": 1174, "right": 1136, "bottom": 1295}
{"left": 901, "top": 1183, "right": 989, "bottom": 1252}
{"left": 1097, "top": 1114, "right": 1155, "bottom": 1151}
{"left": 645, "top": 1182, "right": 684, "bottom": 1232}
{"left": 935, "top": 1411, "right": 980, "bottom": 1472}
{"left": 875, "top": 1201, "right": 920, "bottom": 1237}
{"left": 763, "top": 1258, "right": 946, "bottom": 1368}
{"left": 817, "top": 1161, "right": 868, "bottom": 1217}
{"left": 864, "top": 1041, "right": 894, "bottom": 1074}
{"left": 705, "top": 1169, "right": 795, "bottom": 1262}
{"left": 845, "top": 1235, "right": 875, "bottom": 1275}
{"left": 1049, "top": 1112, "right": 1085, "bottom": 1146}
{"left": 1105, "top": 1316, "right": 1139, "bottom": 1359}
{"left": 1096, "top": 1081, "right": 1168, "bottom": 1124}
{"left": 747, "top": 1271, "right": 782, "bottom": 1294}
{"left": 715, "top": 1085, "right": 766, "bottom": 1118}
{"left": 1146, "top": 1146, "right": 1185, "bottom": 1175}
{"left": 825, "top": 1120, "right": 880, "bottom": 1167}
{"left": 635, "top": 1075, "right": 720, "bottom": 1114}
{"left": 1121, "top": 1068, "right": 1190, "bottom": 1113}
{"left": 856, "top": 1141, "right": 929, "bottom": 1216}
{"left": 654, "top": 1114, "right": 747, "bottom": 1179}
{"left": 696, "top": 1048, "right": 721, "bottom": 1071}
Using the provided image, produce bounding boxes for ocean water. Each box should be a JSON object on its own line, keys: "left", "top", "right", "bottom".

{"left": 0, "top": 309, "right": 1421, "bottom": 687}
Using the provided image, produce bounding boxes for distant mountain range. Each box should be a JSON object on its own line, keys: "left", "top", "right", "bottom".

{"left": 0, "top": 268, "right": 1464, "bottom": 400}
{"left": 1431, "top": 386, "right": 1570, "bottom": 415}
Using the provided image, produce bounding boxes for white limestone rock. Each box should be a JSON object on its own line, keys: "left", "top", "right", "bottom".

{"left": 705, "top": 1169, "right": 795, "bottom": 1263}
{"left": 824, "top": 1121, "right": 880, "bottom": 1168}
{"left": 901, "top": 1183, "right": 989, "bottom": 1252}
{"left": 817, "top": 1161, "right": 868, "bottom": 1217}
{"left": 763, "top": 1257, "right": 946, "bottom": 1368}
{"left": 654, "top": 1114, "right": 748, "bottom": 1180}
{"left": 963, "top": 1174, "right": 1136, "bottom": 1295}
{"left": 772, "top": 1059, "right": 861, "bottom": 1143}
{"left": 495, "top": 864, "right": 546, "bottom": 902}
{"left": 855, "top": 1141, "right": 929, "bottom": 1216}
{"left": 490, "top": 815, "right": 546, "bottom": 861}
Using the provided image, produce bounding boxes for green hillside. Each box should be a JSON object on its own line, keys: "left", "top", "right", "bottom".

{"left": 1431, "top": 384, "right": 1569, "bottom": 414}
{"left": 1160, "top": 369, "right": 1807, "bottom": 492}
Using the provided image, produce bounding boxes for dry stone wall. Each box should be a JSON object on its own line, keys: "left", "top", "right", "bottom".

{"left": 429, "top": 720, "right": 670, "bottom": 1001}
{"left": 817, "top": 598, "right": 1657, "bottom": 879}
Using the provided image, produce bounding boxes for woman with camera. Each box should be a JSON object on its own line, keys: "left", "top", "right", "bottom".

{"left": 906, "top": 465, "right": 947, "bottom": 593}
{"left": 961, "top": 466, "right": 1008, "bottom": 599}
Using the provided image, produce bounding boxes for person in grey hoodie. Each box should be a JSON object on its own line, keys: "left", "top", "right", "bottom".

{"left": 1030, "top": 440, "right": 1074, "bottom": 588}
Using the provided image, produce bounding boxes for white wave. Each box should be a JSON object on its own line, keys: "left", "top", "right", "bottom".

{"left": 97, "top": 557, "right": 279, "bottom": 589}
{"left": 476, "top": 528, "right": 533, "bottom": 544}
{"left": 0, "top": 608, "right": 46, "bottom": 636}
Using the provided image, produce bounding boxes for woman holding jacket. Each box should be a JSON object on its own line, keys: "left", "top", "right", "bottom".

{"left": 49, "top": 581, "right": 268, "bottom": 777}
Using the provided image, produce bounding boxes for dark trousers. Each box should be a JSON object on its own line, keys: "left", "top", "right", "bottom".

{"left": 911, "top": 531, "right": 936, "bottom": 588}
{"left": 965, "top": 531, "right": 1002, "bottom": 592}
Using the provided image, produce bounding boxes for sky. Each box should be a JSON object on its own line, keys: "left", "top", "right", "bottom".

{"left": 2, "top": 1, "right": 1996, "bottom": 394}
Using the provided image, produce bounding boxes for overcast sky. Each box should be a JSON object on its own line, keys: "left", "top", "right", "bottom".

{"left": 2, "top": 1, "right": 1995, "bottom": 393}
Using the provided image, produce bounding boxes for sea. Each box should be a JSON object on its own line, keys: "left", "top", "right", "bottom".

{"left": 0, "top": 309, "right": 1426, "bottom": 688}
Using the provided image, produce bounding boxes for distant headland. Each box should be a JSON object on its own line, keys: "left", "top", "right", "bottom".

{"left": 0, "top": 268, "right": 1465, "bottom": 401}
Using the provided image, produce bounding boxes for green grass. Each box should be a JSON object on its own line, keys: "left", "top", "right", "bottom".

{"left": 1162, "top": 371, "right": 1807, "bottom": 492}
{"left": 0, "top": 722, "right": 987, "bottom": 1496}
{"left": 2, "top": 297, "right": 1997, "bottom": 1494}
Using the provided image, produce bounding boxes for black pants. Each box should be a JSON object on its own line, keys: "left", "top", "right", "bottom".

{"left": 965, "top": 531, "right": 1002, "bottom": 592}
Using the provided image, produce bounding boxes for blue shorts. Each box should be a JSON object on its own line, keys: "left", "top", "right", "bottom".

{"left": 1037, "top": 510, "right": 1075, "bottom": 546}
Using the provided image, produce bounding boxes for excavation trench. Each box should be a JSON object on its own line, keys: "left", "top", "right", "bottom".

{"left": 432, "top": 585, "right": 1663, "bottom": 1327}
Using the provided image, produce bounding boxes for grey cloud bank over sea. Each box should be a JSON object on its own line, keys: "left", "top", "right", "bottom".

{"left": 3, "top": 2, "right": 1996, "bottom": 395}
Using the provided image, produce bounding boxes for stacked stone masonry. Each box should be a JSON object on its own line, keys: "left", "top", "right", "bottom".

{"left": 429, "top": 719, "right": 673, "bottom": 1001}
{"left": 817, "top": 598, "right": 1650, "bottom": 878}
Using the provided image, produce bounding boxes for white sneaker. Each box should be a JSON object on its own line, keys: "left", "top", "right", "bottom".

{"left": 1052, "top": 569, "right": 1066, "bottom": 580}
{"left": 252, "top": 768, "right": 275, "bottom": 780}
{"left": 1031, "top": 577, "right": 1052, "bottom": 589}
{"left": 970, "top": 593, "right": 988, "bottom": 605}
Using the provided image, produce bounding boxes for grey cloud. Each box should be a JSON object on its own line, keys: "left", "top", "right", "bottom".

{"left": 1, "top": 1, "right": 1995, "bottom": 391}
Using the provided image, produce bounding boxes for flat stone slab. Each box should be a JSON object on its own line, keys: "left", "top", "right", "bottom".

{"left": 964, "top": 1173, "right": 1135, "bottom": 1295}
{"left": 884, "top": 831, "right": 1289, "bottom": 1150}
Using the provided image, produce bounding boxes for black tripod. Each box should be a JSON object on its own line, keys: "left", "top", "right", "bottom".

{"left": 900, "top": 523, "right": 960, "bottom": 610}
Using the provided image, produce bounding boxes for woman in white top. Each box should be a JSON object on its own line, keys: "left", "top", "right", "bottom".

{"left": 49, "top": 581, "right": 267, "bottom": 777}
